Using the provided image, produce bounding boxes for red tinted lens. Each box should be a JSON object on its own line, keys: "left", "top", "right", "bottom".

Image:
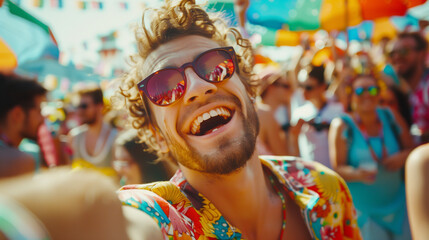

{"left": 146, "top": 70, "right": 186, "bottom": 106}
{"left": 195, "top": 50, "right": 234, "bottom": 82}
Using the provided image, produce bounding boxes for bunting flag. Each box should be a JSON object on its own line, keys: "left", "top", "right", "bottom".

{"left": 119, "top": 2, "right": 127, "bottom": 10}
{"left": 0, "top": 0, "right": 59, "bottom": 70}
{"left": 91, "top": 1, "right": 98, "bottom": 9}
{"left": 77, "top": 0, "right": 86, "bottom": 10}
{"left": 32, "top": 0, "right": 43, "bottom": 7}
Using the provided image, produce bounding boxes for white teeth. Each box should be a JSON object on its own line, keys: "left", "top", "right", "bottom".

{"left": 203, "top": 113, "right": 210, "bottom": 120}
{"left": 189, "top": 107, "right": 232, "bottom": 135}
{"left": 210, "top": 110, "right": 218, "bottom": 117}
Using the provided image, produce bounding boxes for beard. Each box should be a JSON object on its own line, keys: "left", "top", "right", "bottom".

{"left": 21, "top": 115, "right": 41, "bottom": 141}
{"left": 165, "top": 94, "right": 259, "bottom": 175}
{"left": 81, "top": 114, "right": 97, "bottom": 125}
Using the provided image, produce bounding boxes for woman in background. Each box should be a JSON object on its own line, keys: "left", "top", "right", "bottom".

{"left": 329, "top": 74, "right": 414, "bottom": 240}
{"left": 113, "top": 129, "right": 176, "bottom": 185}
{"left": 255, "top": 66, "right": 296, "bottom": 155}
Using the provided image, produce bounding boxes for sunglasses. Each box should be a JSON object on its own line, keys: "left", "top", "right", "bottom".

{"left": 299, "top": 84, "right": 318, "bottom": 91}
{"left": 273, "top": 82, "right": 290, "bottom": 89}
{"left": 137, "top": 47, "right": 238, "bottom": 106}
{"left": 354, "top": 86, "right": 379, "bottom": 96}
{"left": 389, "top": 48, "right": 416, "bottom": 58}
{"left": 77, "top": 103, "right": 89, "bottom": 110}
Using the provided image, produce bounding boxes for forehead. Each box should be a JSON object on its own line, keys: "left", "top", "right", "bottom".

{"left": 79, "top": 95, "right": 93, "bottom": 103}
{"left": 394, "top": 37, "right": 416, "bottom": 49}
{"left": 353, "top": 76, "right": 376, "bottom": 87}
{"left": 302, "top": 76, "right": 319, "bottom": 85}
{"left": 144, "top": 35, "right": 223, "bottom": 74}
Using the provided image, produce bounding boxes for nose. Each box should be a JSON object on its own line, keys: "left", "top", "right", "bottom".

{"left": 182, "top": 67, "right": 217, "bottom": 104}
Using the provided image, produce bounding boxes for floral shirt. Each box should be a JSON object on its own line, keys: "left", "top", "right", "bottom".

{"left": 117, "top": 156, "right": 362, "bottom": 240}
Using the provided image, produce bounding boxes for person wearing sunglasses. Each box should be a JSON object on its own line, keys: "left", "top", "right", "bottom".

{"left": 113, "top": 0, "right": 361, "bottom": 239}
{"left": 68, "top": 87, "right": 118, "bottom": 177}
{"left": 290, "top": 65, "right": 344, "bottom": 169}
{"left": 329, "top": 74, "right": 415, "bottom": 240}
{"left": 390, "top": 32, "right": 429, "bottom": 144}
{"left": 254, "top": 65, "right": 295, "bottom": 156}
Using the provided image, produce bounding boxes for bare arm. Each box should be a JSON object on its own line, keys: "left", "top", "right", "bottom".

{"left": 122, "top": 206, "right": 164, "bottom": 240}
{"left": 406, "top": 144, "right": 429, "bottom": 240}
{"left": 382, "top": 108, "right": 415, "bottom": 171}
{"left": 0, "top": 168, "right": 128, "bottom": 240}
{"left": 328, "top": 118, "right": 375, "bottom": 183}
{"left": 259, "top": 110, "right": 289, "bottom": 155}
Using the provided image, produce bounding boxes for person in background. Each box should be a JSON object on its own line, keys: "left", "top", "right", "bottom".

{"left": 0, "top": 168, "right": 129, "bottom": 240}
{"left": 255, "top": 65, "right": 295, "bottom": 155}
{"left": 405, "top": 143, "right": 429, "bottom": 240}
{"left": 113, "top": 129, "right": 176, "bottom": 185}
{"left": 329, "top": 74, "right": 414, "bottom": 240}
{"left": 0, "top": 73, "right": 47, "bottom": 178}
{"left": 390, "top": 32, "right": 429, "bottom": 144}
{"left": 291, "top": 65, "right": 344, "bottom": 168}
{"left": 68, "top": 87, "right": 118, "bottom": 177}
{"left": 113, "top": 0, "right": 361, "bottom": 239}
{"left": 379, "top": 85, "right": 413, "bottom": 128}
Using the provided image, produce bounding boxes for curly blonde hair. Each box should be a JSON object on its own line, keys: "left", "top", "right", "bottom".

{"left": 113, "top": 0, "right": 257, "bottom": 162}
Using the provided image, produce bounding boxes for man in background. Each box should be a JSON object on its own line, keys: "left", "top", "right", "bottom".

{"left": 68, "top": 87, "right": 117, "bottom": 176}
{"left": 390, "top": 32, "right": 429, "bottom": 144}
{"left": 0, "top": 73, "right": 47, "bottom": 178}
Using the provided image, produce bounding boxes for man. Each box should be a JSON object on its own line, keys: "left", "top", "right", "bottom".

{"left": 69, "top": 87, "right": 117, "bottom": 176}
{"left": 0, "top": 73, "right": 47, "bottom": 178}
{"left": 115, "top": 0, "right": 361, "bottom": 239}
{"left": 291, "top": 65, "right": 344, "bottom": 169}
{"left": 390, "top": 32, "right": 429, "bottom": 144}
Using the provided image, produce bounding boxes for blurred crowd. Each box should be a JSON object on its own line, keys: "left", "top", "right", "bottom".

{"left": 0, "top": 18, "right": 429, "bottom": 240}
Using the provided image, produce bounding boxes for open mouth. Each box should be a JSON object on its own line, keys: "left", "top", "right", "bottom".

{"left": 189, "top": 106, "right": 234, "bottom": 136}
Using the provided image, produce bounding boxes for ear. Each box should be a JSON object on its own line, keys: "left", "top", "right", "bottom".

{"left": 151, "top": 127, "right": 169, "bottom": 154}
{"left": 8, "top": 106, "right": 25, "bottom": 124}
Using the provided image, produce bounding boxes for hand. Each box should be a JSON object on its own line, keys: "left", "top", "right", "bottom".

{"left": 382, "top": 154, "right": 406, "bottom": 171}
{"left": 290, "top": 119, "right": 305, "bottom": 137}
{"left": 357, "top": 168, "right": 377, "bottom": 184}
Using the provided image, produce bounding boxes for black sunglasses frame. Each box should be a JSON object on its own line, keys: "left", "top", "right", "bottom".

{"left": 137, "top": 47, "right": 239, "bottom": 106}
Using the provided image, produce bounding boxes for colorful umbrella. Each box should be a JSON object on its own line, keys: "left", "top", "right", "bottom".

{"left": 0, "top": 0, "right": 59, "bottom": 70}
{"left": 336, "top": 15, "right": 420, "bottom": 43}
{"left": 247, "top": 0, "right": 426, "bottom": 31}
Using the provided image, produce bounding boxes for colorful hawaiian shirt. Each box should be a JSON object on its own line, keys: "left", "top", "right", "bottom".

{"left": 117, "top": 156, "right": 362, "bottom": 240}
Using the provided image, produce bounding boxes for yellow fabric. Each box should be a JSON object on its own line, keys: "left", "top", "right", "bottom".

{"left": 0, "top": 39, "right": 17, "bottom": 70}
{"left": 320, "top": 0, "right": 363, "bottom": 31}
{"left": 72, "top": 159, "right": 117, "bottom": 177}
{"left": 372, "top": 18, "right": 397, "bottom": 44}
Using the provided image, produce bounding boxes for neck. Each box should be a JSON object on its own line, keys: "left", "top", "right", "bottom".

{"left": 87, "top": 117, "right": 105, "bottom": 133}
{"left": 180, "top": 152, "right": 279, "bottom": 239}
{"left": 355, "top": 109, "right": 377, "bottom": 125}
{"left": 310, "top": 96, "right": 326, "bottom": 110}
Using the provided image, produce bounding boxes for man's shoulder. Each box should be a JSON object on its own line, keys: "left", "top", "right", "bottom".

{"left": 118, "top": 181, "right": 197, "bottom": 238}
{"left": 260, "top": 155, "right": 348, "bottom": 195}
{"left": 0, "top": 147, "right": 35, "bottom": 178}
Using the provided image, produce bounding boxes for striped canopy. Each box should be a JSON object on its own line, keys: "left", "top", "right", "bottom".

{"left": 0, "top": 0, "right": 59, "bottom": 70}
{"left": 247, "top": 0, "right": 426, "bottom": 31}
